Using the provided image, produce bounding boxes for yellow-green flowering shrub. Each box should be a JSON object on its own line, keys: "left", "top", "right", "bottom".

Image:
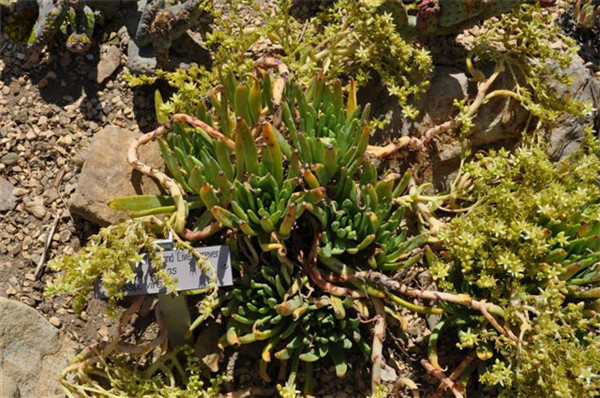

{"left": 46, "top": 219, "right": 175, "bottom": 314}
{"left": 127, "top": 0, "right": 432, "bottom": 119}
{"left": 430, "top": 143, "right": 600, "bottom": 397}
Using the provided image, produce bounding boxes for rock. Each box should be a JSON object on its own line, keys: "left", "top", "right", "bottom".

{"left": 49, "top": 316, "right": 62, "bottom": 328}
{"left": 0, "top": 298, "right": 78, "bottom": 398}
{"left": 194, "top": 321, "right": 222, "bottom": 372}
{"left": 362, "top": 53, "right": 597, "bottom": 187}
{"left": 12, "top": 187, "right": 29, "bottom": 197}
{"left": 92, "top": 45, "right": 122, "bottom": 84}
{"left": 0, "top": 178, "right": 17, "bottom": 212}
{"left": 0, "top": 368, "right": 20, "bottom": 398}
{"left": 547, "top": 56, "right": 600, "bottom": 159}
{"left": 38, "top": 78, "right": 49, "bottom": 89}
{"left": 1, "top": 153, "right": 18, "bottom": 166}
{"left": 70, "top": 126, "right": 166, "bottom": 226}
{"left": 23, "top": 197, "right": 46, "bottom": 219}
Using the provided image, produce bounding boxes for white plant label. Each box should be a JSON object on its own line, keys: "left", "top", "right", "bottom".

{"left": 95, "top": 245, "right": 233, "bottom": 298}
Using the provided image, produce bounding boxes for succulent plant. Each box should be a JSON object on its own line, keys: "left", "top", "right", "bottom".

{"left": 127, "top": 0, "right": 211, "bottom": 73}
{"left": 112, "top": 72, "right": 442, "bottom": 394}
{"left": 574, "top": 0, "right": 600, "bottom": 29}
{"left": 8, "top": 0, "right": 97, "bottom": 52}
{"left": 416, "top": 0, "right": 525, "bottom": 36}
{"left": 220, "top": 267, "right": 369, "bottom": 395}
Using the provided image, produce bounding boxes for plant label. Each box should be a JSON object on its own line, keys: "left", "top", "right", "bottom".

{"left": 95, "top": 245, "right": 233, "bottom": 298}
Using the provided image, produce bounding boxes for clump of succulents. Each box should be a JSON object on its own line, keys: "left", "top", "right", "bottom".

{"left": 115, "top": 72, "right": 456, "bottom": 395}
{"left": 428, "top": 144, "right": 600, "bottom": 396}
{"left": 573, "top": 0, "right": 600, "bottom": 29}
{"left": 220, "top": 268, "right": 369, "bottom": 395}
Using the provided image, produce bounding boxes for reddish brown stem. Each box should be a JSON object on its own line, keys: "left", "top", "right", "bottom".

{"left": 433, "top": 351, "right": 477, "bottom": 398}
{"left": 421, "top": 359, "right": 464, "bottom": 398}
{"left": 181, "top": 222, "right": 223, "bottom": 241}
{"left": 173, "top": 113, "right": 236, "bottom": 149}
{"left": 304, "top": 230, "right": 357, "bottom": 297}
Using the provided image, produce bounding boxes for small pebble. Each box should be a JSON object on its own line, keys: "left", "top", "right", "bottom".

{"left": 1, "top": 153, "right": 18, "bottom": 166}
{"left": 49, "top": 316, "right": 62, "bottom": 328}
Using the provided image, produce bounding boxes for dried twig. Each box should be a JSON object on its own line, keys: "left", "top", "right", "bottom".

{"left": 35, "top": 211, "right": 61, "bottom": 279}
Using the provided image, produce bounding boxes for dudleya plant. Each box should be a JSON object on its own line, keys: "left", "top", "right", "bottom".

{"left": 428, "top": 143, "right": 600, "bottom": 397}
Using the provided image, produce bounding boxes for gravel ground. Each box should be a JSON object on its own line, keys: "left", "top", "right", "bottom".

{"left": 0, "top": 18, "right": 159, "bottom": 345}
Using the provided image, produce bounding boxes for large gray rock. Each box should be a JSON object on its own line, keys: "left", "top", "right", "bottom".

{"left": 547, "top": 57, "right": 600, "bottom": 159}
{"left": 362, "top": 64, "right": 529, "bottom": 148}
{"left": 0, "top": 297, "right": 78, "bottom": 398}
{"left": 90, "top": 44, "right": 123, "bottom": 84}
{"left": 361, "top": 54, "right": 599, "bottom": 187}
{"left": 0, "top": 178, "right": 17, "bottom": 212}
{"left": 70, "top": 125, "right": 166, "bottom": 226}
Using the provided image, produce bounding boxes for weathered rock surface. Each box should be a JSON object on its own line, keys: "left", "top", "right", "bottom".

{"left": 90, "top": 44, "right": 123, "bottom": 84}
{"left": 0, "top": 297, "right": 79, "bottom": 398}
{"left": 547, "top": 57, "right": 600, "bottom": 159}
{"left": 0, "top": 178, "right": 17, "bottom": 212}
{"left": 70, "top": 126, "right": 166, "bottom": 226}
{"left": 362, "top": 54, "right": 599, "bottom": 187}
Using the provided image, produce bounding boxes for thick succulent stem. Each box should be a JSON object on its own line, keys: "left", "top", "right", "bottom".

{"left": 127, "top": 125, "right": 188, "bottom": 234}
{"left": 420, "top": 359, "right": 464, "bottom": 398}
{"left": 371, "top": 298, "right": 387, "bottom": 393}
{"left": 433, "top": 351, "right": 477, "bottom": 398}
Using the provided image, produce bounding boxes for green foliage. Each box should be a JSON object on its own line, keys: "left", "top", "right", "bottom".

{"left": 438, "top": 147, "right": 600, "bottom": 302}
{"left": 147, "top": 73, "right": 425, "bottom": 273}
{"left": 431, "top": 145, "right": 600, "bottom": 396}
{"left": 480, "top": 300, "right": 600, "bottom": 398}
{"left": 46, "top": 219, "right": 175, "bottom": 314}
{"left": 126, "top": 0, "right": 432, "bottom": 118}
